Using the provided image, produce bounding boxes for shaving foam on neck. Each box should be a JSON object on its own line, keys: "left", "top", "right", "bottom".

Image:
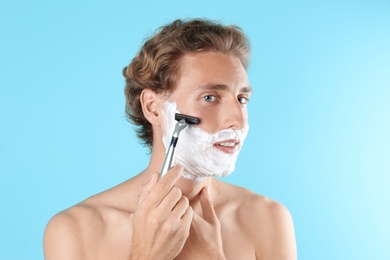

{"left": 162, "top": 102, "right": 249, "bottom": 182}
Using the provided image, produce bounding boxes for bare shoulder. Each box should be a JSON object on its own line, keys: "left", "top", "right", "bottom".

{"left": 43, "top": 174, "right": 146, "bottom": 259}
{"left": 237, "top": 187, "right": 293, "bottom": 227}
{"left": 43, "top": 202, "right": 102, "bottom": 259}
{"left": 44, "top": 193, "right": 134, "bottom": 260}
{"left": 215, "top": 181, "right": 297, "bottom": 260}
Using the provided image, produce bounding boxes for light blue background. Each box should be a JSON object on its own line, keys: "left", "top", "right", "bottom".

{"left": 1, "top": 0, "right": 389, "bottom": 259}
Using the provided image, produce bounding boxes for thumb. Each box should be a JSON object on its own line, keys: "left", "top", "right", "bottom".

{"left": 199, "top": 187, "right": 218, "bottom": 224}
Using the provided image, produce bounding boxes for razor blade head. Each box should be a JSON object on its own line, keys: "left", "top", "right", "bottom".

{"left": 175, "top": 113, "right": 200, "bottom": 125}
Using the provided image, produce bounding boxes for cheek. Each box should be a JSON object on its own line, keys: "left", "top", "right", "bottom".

{"left": 174, "top": 104, "right": 217, "bottom": 133}
{"left": 196, "top": 112, "right": 220, "bottom": 133}
{"left": 175, "top": 99, "right": 202, "bottom": 119}
{"left": 173, "top": 97, "right": 194, "bottom": 113}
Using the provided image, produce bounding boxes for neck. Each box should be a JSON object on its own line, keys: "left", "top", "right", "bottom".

{"left": 176, "top": 175, "right": 213, "bottom": 204}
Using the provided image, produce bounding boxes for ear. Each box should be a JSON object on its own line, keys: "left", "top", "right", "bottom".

{"left": 140, "top": 88, "right": 163, "bottom": 125}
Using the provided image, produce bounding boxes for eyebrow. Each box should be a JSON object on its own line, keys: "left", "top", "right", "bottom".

{"left": 196, "top": 84, "right": 252, "bottom": 93}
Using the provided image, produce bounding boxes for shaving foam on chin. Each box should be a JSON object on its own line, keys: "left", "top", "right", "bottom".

{"left": 162, "top": 102, "right": 249, "bottom": 182}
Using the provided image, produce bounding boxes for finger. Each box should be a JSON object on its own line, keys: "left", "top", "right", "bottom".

{"left": 191, "top": 210, "right": 205, "bottom": 230}
{"left": 156, "top": 186, "right": 183, "bottom": 215}
{"left": 134, "top": 185, "right": 143, "bottom": 204}
{"left": 199, "top": 187, "right": 218, "bottom": 224}
{"left": 170, "top": 196, "right": 190, "bottom": 220}
{"left": 180, "top": 206, "right": 193, "bottom": 233}
{"left": 147, "top": 165, "right": 183, "bottom": 208}
{"left": 139, "top": 173, "right": 159, "bottom": 204}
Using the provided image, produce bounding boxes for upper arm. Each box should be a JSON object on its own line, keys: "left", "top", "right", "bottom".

{"left": 43, "top": 212, "right": 85, "bottom": 260}
{"left": 243, "top": 195, "right": 296, "bottom": 260}
{"left": 265, "top": 202, "right": 297, "bottom": 260}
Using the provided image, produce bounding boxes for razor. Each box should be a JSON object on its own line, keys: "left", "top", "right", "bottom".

{"left": 160, "top": 113, "right": 200, "bottom": 178}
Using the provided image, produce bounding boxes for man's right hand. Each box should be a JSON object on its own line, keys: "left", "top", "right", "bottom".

{"left": 129, "top": 165, "right": 193, "bottom": 260}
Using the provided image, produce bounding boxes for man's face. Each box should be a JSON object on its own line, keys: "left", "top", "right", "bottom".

{"left": 160, "top": 51, "right": 251, "bottom": 180}
{"left": 168, "top": 51, "right": 251, "bottom": 135}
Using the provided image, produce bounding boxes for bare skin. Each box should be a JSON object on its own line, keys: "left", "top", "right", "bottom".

{"left": 43, "top": 52, "right": 297, "bottom": 260}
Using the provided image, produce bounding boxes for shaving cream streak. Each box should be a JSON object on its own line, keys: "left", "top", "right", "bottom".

{"left": 162, "top": 102, "right": 249, "bottom": 182}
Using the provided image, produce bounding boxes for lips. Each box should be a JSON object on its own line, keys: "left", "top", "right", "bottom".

{"left": 213, "top": 139, "right": 240, "bottom": 154}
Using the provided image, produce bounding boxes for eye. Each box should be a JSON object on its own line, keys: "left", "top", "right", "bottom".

{"left": 238, "top": 96, "right": 249, "bottom": 105}
{"left": 203, "top": 95, "right": 217, "bottom": 103}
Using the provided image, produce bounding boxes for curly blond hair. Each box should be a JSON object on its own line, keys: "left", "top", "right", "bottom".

{"left": 123, "top": 18, "right": 250, "bottom": 148}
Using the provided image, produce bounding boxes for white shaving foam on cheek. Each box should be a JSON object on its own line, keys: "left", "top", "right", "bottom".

{"left": 162, "top": 102, "right": 249, "bottom": 182}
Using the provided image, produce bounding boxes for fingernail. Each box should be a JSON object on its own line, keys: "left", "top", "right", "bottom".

{"left": 175, "top": 164, "right": 184, "bottom": 171}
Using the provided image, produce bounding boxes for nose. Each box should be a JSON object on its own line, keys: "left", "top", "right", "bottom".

{"left": 223, "top": 99, "right": 246, "bottom": 130}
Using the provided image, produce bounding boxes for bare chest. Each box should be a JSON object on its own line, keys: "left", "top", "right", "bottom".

{"left": 82, "top": 214, "right": 132, "bottom": 260}
{"left": 175, "top": 220, "right": 257, "bottom": 260}
{"left": 221, "top": 227, "right": 257, "bottom": 260}
{"left": 85, "top": 214, "right": 257, "bottom": 260}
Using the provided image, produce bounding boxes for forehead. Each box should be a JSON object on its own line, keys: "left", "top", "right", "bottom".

{"left": 176, "top": 51, "right": 250, "bottom": 91}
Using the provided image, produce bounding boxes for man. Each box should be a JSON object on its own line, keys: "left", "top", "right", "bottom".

{"left": 44, "top": 19, "right": 297, "bottom": 259}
